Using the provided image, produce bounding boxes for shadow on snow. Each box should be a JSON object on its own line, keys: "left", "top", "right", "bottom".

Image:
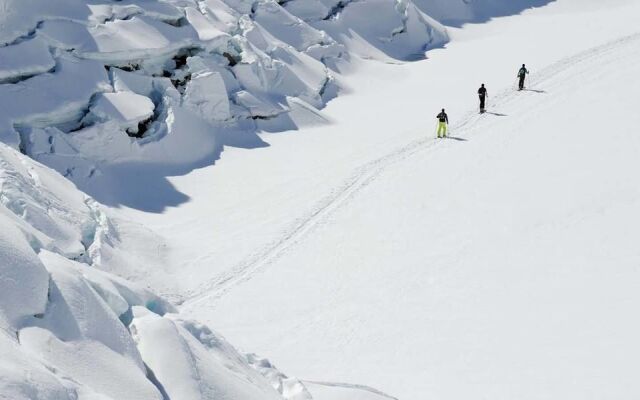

{"left": 415, "top": 0, "right": 557, "bottom": 28}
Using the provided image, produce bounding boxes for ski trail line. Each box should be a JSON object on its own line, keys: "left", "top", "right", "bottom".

{"left": 181, "top": 31, "right": 640, "bottom": 309}
{"left": 303, "top": 380, "right": 399, "bottom": 399}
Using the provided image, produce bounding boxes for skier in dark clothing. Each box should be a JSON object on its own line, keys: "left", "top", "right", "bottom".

{"left": 436, "top": 109, "right": 448, "bottom": 138}
{"left": 478, "top": 84, "right": 488, "bottom": 113}
{"left": 518, "top": 64, "right": 529, "bottom": 90}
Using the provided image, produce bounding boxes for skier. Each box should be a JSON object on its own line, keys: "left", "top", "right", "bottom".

{"left": 478, "top": 84, "right": 488, "bottom": 113}
{"left": 436, "top": 109, "right": 448, "bottom": 138}
{"left": 517, "top": 64, "right": 529, "bottom": 90}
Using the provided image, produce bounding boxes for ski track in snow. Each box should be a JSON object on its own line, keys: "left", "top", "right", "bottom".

{"left": 303, "top": 380, "right": 399, "bottom": 399}
{"left": 182, "top": 30, "right": 640, "bottom": 310}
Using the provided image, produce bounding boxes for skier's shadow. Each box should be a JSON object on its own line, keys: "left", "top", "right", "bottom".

{"left": 446, "top": 136, "right": 468, "bottom": 142}
{"left": 486, "top": 111, "right": 508, "bottom": 117}
{"left": 524, "top": 88, "right": 547, "bottom": 94}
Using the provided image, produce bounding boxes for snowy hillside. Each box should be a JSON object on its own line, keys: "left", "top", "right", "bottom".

{"left": 124, "top": 0, "right": 640, "bottom": 399}
{"left": 0, "top": 0, "right": 456, "bottom": 398}
{"left": 194, "top": 28, "right": 640, "bottom": 399}
{"left": 3, "top": 0, "right": 640, "bottom": 399}
{"left": 0, "top": 0, "right": 450, "bottom": 209}
{"left": 0, "top": 142, "right": 320, "bottom": 399}
{"left": 0, "top": 0, "right": 550, "bottom": 210}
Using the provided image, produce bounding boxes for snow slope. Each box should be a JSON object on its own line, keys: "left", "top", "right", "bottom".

{"left": 0, "top": 137, "right": 307, "bottom": 398}
{"left": 128, "top": 0, "right": 640, "bottom": 300}
{"left": 193, "top": 30, "right": 640, "bottom": 399}
{"left": 0, "top": 1, "right": 467, "bottom": 398}
{"left": 118, "top": 0, "right": 640, "bottom": 398}
{"left": 3, "top": 0, "right": 640, "bottom": 399}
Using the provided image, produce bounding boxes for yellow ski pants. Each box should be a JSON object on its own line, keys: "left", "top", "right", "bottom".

{"left": 437, "top": 121, "right": 447, "bottom": 138}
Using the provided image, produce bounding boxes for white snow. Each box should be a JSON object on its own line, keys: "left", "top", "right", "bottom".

{"left": 183, "top": 71, "right": 232, "bottom": 122}
{"left": 131, "top": 307, "right": 284, "bottom": 400}
{"left": 413, "top": 0, "right": 552, "bottom": 26}
{"left": 120, "top": 0, "right": 640, "bottom": 399}
{"left": 0, "top": 0, "right": 451, "bottom": 199}
{"left": 304, "top": 382, "right": 394, "bottom": 400}
{"left": 312, "top": 0, "right": 448, "bottom": 61}
{"left": 90, "top": 92, "right": 155, "bottom": 132}
{"left": 0, "top": 215, "right": 49, "bottom": 327}
{"left": 0, "top": 55, "right": 110, "bottom": 147}
{"left": 0, "top": 336, "right": 74, "bottom": 400}
{"left": 0, "top": 38, "right": 55, "bottom": 83}
{"left": 0, "top": 140, "right": 287, "bottom": 399}
{"left": 3, "top": 0, "right": 640, "bottom": 399}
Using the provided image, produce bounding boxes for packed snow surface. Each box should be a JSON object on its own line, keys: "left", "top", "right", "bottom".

{"left": 3, "top": 0, "right": 640, "bottom": 399}
{"left": 123, "top": 0, "right": 639, "bottom": 399}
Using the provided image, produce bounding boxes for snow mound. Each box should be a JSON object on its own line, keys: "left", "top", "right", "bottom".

{"left": 0, "top": 216, "right": 49, "bottom": 328}
{"left": 131, "top": 308, "right": 285, "bottom": 400}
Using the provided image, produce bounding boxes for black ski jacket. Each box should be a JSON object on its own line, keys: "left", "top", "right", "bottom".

{"left": 478, "top": 87, "right": 487, "bottom": 97}
{"left": 518, "top": 67, "right": 529, "bottom": 77}
{"left": 437, "top": 112, "right": 448, "bottom": 124}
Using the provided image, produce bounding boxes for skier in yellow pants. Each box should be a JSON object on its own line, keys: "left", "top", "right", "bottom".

{"left": 436, "top": 109, "right": 448, "bottom": 138}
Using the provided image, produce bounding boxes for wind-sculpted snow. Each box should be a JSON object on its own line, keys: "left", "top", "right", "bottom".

{"left": 0, "top": 0, "right": 452, "bottom": 210}
{"left": 283, "top": 0, "right": 448, "bottom": 61}
{"left": 0, "top": 140, "right": 308, "bottom": 398}
{"left": 131, "top": 308, "right": 287, "bottom": 400}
